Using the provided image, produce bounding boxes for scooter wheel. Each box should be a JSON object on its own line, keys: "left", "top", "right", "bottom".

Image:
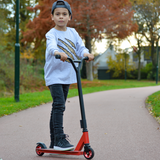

{"left": 84, "top": 147, "right": 94, "bottom": 159}
{"left": 36, "top": 144, "right": 44, "bottom": 156}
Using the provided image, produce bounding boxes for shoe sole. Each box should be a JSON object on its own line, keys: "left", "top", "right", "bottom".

{"left": 54, "top": 146, "right": 74, "bottom": 151}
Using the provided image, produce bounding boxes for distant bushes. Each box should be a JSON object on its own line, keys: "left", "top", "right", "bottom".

{"left": 107, "top": 63, "right": 155, "bottom": 80}
{"left": 20, "top": 60, "right": 45, "bottom": 91}
{"left": 0, "top": 50, "right": 14, "bottom": 95}
{"left": 130, "top": 63, "right": 155, "bottom": 80}
{"left": 0, "top": 50, "right": 45, "bottom": 97}
{"left": 0, "top": 47, "right": 157, "bottom": 97}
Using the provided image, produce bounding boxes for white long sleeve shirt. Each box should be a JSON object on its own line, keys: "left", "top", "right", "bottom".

{"left": 44, "top": 27, "right": 89, "bottom": 86}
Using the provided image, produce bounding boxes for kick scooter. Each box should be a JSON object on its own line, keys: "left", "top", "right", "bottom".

{"left": 35, "top": 55, "right": 94, "bottom": 159}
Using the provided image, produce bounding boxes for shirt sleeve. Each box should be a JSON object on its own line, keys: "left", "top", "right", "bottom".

{"left": 74, "top": 29, "right": 89, "bottom": 58}
{"left": 46, "top": 31, "right": 59, "bottom": 56}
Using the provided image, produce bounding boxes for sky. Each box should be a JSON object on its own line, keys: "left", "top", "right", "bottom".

{"left": 95, "top": 36, "right": 137, "bottom": 54}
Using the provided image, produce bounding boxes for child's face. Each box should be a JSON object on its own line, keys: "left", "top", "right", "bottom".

{"left": 51, "top": 8, "right": 71, "bottom": 31}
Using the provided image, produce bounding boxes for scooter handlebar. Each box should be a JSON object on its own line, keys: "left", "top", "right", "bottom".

{"left": 55, "top": 55, "right": 89, "bottom": 74}
{"left": 55, "top": 54, "right": 61, "bottom": 59}
{"left": 55, "top": 54, "right": 89, "bottom": 61}
{"left": 83, "top": 56, "right": 89, "bottom": 61}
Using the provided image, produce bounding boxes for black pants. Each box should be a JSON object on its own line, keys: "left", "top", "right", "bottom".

{"left": 49, "top": 84, "right": 70, "bottom": 142}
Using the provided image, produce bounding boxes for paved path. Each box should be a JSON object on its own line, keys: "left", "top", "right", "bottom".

{"left": 1, "top": 86, "right": 160, "bottom": 160}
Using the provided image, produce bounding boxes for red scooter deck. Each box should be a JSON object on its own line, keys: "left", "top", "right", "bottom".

{"left": 36, "top": 148, "right": 84, "bottom": 156}
{"left": 36, "top": 132, "right": 89, "bottom": 155}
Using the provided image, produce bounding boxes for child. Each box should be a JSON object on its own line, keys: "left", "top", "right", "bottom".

{"left": 44, "top": 0, "right": 94, "bottom": 151}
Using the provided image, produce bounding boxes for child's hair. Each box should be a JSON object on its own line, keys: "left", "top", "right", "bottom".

{"left": 51, "top": 0, "right": 72, "bottom": 19}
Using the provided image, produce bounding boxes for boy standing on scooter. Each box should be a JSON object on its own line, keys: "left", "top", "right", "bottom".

{"left": 44, "top": 0, "right": 94, "bottom": 151}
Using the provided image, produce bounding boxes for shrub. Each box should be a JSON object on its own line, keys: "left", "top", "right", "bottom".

{"left": 0, "top": 49, "right": 45, "bottom": 97}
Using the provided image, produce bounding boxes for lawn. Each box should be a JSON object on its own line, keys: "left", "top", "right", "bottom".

{"left": 0, "top": 79, "right": 158, "bottom": 117}
{"left": 146, "top": 91, "right": 160, "bottom": 119}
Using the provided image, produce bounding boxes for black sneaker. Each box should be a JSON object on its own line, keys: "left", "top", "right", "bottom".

{"left": 54, "top": 134, "right": 74, "bottom": 151}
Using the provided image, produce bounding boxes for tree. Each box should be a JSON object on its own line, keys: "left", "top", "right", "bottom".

{"left": 22, "top": 0, "right": 138, "bottom": 80}
{"left": 130, "top": 0, "right": 160, "bottom": 79}
{"left": 0, "top": 8, "right": 8, "bottom": 48}
{"left": 106, "top": 50, "right": 135, "bottom": 78}
{"left": 0, "top": 0, "right": 38, "bottom": 52}
{"left": 129, "top": 32, "right": 145, "bottom": 81}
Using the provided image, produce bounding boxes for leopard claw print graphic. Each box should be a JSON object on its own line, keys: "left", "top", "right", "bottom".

{"left": 58, "top": 38, "right": 80, "bottom": 62}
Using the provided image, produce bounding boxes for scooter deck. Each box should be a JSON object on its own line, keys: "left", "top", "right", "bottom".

{"left": 36, "top": 148, "right": 83, "bottom": 155}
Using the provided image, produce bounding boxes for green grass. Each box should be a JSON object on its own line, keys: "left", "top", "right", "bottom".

{"left": 0, "top": 91, "right": 52, "bottom": 117}
{"left": 0, "top": 80, "right": 158, "bottom": 117}
{"left": 146, "top": 91, "right": 160, "bottom": 117}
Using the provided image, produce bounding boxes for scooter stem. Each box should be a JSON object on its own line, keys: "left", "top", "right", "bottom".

{"left": 67, "top": 57, "right": 88, "bottom": 132}
{"left": 76, "top": 66, "right": 88, "bottom": 132}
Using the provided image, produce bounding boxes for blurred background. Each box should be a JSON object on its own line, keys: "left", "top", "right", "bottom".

{"left": 0, "top": 0, "right": 160, "bottom": 97}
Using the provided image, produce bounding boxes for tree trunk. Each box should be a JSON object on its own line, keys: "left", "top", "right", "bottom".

{"left": 81, "top": 60, "right": 87, "bottom": 79}
{"left": 137, "top": 40, "right": 141, "bottom": 81}
{"left": 137, "top": 51, "right": 141, "bottom": 81}
{"left": 151, "top": 40, "right": 156, "bottom": 66}
{"left": 151, "top": 40, "right": 156, "bottom": 79}
{"left": 84, "top": 5, "right": 93, "bottom": 81}
{"left": 85, "top": 35, "right": 93, "bottom": 81}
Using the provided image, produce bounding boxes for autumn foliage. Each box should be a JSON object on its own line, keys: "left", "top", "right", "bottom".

{"left": 22, "top": 0, "right": 138, "bottom": 50}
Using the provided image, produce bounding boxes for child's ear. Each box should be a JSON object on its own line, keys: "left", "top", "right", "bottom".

{"left": 69, "top": 15, "right": 71, "bottom": 21}
{"left": 51, "top": 14, "right": 54, "bottom": 20}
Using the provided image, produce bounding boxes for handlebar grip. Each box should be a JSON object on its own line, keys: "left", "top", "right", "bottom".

{"left": 84, "top": 57, "right": 89, "bottom": 61}
{"left": 55, "top": 54, "right": 61, "bottom": 59}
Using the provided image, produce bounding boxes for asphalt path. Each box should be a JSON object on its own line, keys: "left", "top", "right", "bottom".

{"left": 0, "top": 86, "right": 160, "bottom": 160}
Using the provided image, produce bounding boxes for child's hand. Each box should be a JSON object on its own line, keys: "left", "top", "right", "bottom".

{"left": 54, "top": 51, "right": 68, "bottom": 62}
{"left": 83, "top": 53, "right": 94, "bottom": 62}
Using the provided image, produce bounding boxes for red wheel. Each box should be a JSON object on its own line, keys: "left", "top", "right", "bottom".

{"left": 36, "top": 144, "right": 44, "bottom": 156}
{"left": 84, "top": 147, "right": 94, "bottom": 159}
